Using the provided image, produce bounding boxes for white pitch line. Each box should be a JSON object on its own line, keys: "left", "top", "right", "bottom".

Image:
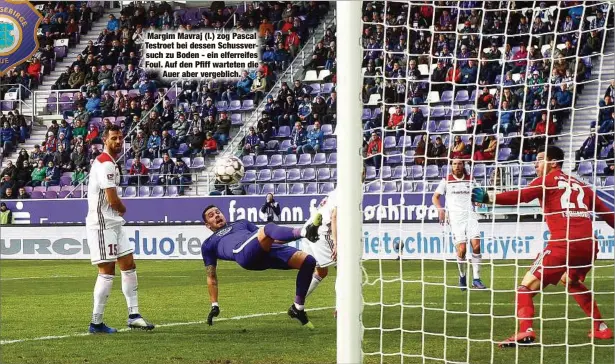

{"left": 0, "top": 306, "right": 335, "bottom": 345}
{"left": 0, "top": 275, "right": 80, "bottom": 281}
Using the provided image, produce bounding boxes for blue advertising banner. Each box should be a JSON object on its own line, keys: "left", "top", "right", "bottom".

{"left": 3, "top": 193, "right": 438, "bottom": 225}
{"left": 0, "top": 1, "right": 43, "bottom": 75}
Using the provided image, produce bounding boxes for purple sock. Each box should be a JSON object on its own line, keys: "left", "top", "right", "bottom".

{"left": 295, "top": 255, "right": 316, "bottom": 306}
{"left": 264, "top": 223, "right": 301, "bottom": 242}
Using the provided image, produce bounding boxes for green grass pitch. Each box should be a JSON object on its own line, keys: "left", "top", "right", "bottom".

{"left": 1, "top": 260, "right": 613, "bottom": 364}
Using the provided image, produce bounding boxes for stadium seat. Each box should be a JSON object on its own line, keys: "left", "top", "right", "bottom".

{"left": 166, "top": 186, "right": 179, "bottom": 197}
{"left": 596, "top": 160, "right": 608, "bottom": 176}
{"left": 228, "top": 100, "right": 241, "bottom": 111}
{"left": 317, "top": 168, "right": 331, "bottom": 181}
{"left": 257, "top": 169, "right": 272, "bottom": 182}
{"left": 191, "top": 157, "right": 205, "bottom": 171}
{"left": 303, "top": 70, "right": 319, "bottom": 82}
{"left": 578, "top": 161, "right": 593, "bottom": 176}
{"left": 284, "top": 154, "right": 298, "bottom": 167}
{"left": 384, "top": 136, "right": 397, "bottom": 150}
{"left": 321, "top": 83, "right": 335, "bottom": 94}
{"left": 31, "top": 191, "right": 45, "bottom": 199}
{"left": 58, "top": 190, "right": 71, "bottom": 198}
{"left": 320, "top": 182, "right": 335, "bottom": 194}
{"left": 326, "top": 153, "right": 337, "bottom": 166}
{"left": 60, "top": 176, "right": 72, "bottom": 186}
{"left": 150, "top": 158, "right": 162, "bottom": 172}
{"left": 521, "top": 165, "right": 537, "bottom": 177}
{"left": 441, "top": 90, "right": 454, "bottom": 104}
{"left": 268, "top": 154, "right": 283, "bottom": 168}
{"left": 242, "top": 155, "right": 255, "bottom": 169}
{"left": 392, "top": 166, "right": 407, "bottom": 179}
{"left": 397, "top": 135, "right": 413, "bottom": 149}
{"left": 265, "top": 140, "right": 279, "bottom": 153}
{"left": 365, "top": 181, "right": 381, "bottom": 193}
{"left": 321, "top": 124, "right": 334, "bottom": 136}
{"left": 401, "top": 180, "right": 414, "bottom": 192}
{"left": 216, "top": 101, "right": 228, "bottom": 111}
{"left": 604, "top": 176, "right": 614, "bottom": 187}
{"left": 262, "top": 183, "right": 276, "bottom": 195}
{"left": 279, "top": 140, "right": 292, "bottom": 151}
{"left": 241, "top": 99, "right": 255, "bottom": 111}
{"left": 310, "top": 84, "right": 321, "bottom": 94}
{"left": 385, "top": 155, "right": 402, "bottom": 166}
{"left": 290, "top": 183, "right": 305, "bottom": 195}
{"left": 254, "top": 155, "right": 268, "bottom": 168}
{"left": 151, "top": 186, "right": 165, "bottom": 197}
{"left": 472, "top": 163, "right": 486, "bottom": 178}
{"left": 137, "top": 186, "right": 150, "bottom": 197}
{"left": 382, "top": 181, "right": 397, "bottom": 193}
{"left": 287, "top": 168, "right": 302, "bottom": 181}
{"left": 436, "top": 119, "right": 450, "bottom": 132}
{"left": 410, "top": 165, "right": 424, "bottom": 179}
{"left": 231, "top": 113, "right": 243, "bottom": 126}
{"left": 306, "top": 182, "right": 318, "bottom": 194}
{"left": 301, "top": 168, "right": 316, "bottom": 181}
{"left": 246, "top": 184, "right": 259, "bottom": 195}
{"left": 123, "top": 186, "right": 137, "bottom": 198}
{"left": 454, "top": 90, "right": 469, "bottom": 103}
{"left": 241, "top": 170, "right": 257, "bottom": 183}
{"left": 497, "top": 148, "right": 512, "bottom": 162}
{"left": 362, "top": 108, "right": 372, "bottom": 120}
{"left": 271, "top": 169, "right": 286, "bottom": 182}
{"left": 297, "top": 153, "right": 312, "bottom": 166}
{"left": 365, "top": 166, "right": 377, "bottom": 180}
{"left": 424, "top": 164, "right": 439, "bottom": 179}
{"left": 323, "top": 138, "right": 337, "bottom": 151}
{"left": 313, "top": 153, "right": 326, "bottom": 166}
{"left": 378, "top": 166, "right": 392, "bottom": 180}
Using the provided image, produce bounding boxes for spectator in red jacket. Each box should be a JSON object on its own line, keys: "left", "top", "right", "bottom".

{"left": 203, "top": 132, "right": 218, "bottom": 155}
{"left": 128, "top": 156, "right": 149, "bottom": 186}
{"left": 365, "top": 131, "right": 382, "bottom": 172}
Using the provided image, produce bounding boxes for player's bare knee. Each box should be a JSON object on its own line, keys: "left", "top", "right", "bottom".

{"left": 97, "top": 262, "right": 115, "bottom": 275}
{"left": 316, "top": 267, "right": 329, "bottom": 279}
{"left": 118, "top": 254, "right": 136, "bottom": 271}
{"left": 456, "top": 244, "right": 467, "bottom": 258}
{"left": 471, "top": 239, "right": 481, "bottom": 254}
{"left": 257, "top": 227, "right": 273, "bottom": 251}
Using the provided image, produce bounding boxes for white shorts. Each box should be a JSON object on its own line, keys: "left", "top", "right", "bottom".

{"left": 86, "top": 224, "right": 134, "bottom": 265}
{"left": 449, "top": 217, "right": 480, "bottom": 245}
{"left": 299, "top": 237, "right": 336, "bottom": 268}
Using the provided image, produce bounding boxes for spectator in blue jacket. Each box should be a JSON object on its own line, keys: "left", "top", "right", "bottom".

{"left": 42, "top": 160, "right": 60, "bottom": 187}
{"left": 302, "top": 121, "right": 324, "bottom": 154}
{"left": 146, "top": 129, "right": 161, "bottom": 158}
{"left": 494, "top": 101, "right": 516, "bottom": 134}
{"left": 297, "top": 96, "right": 312, "bottom": 125}
{"left": 460, "top": 60, "right": 478, "bottom": 84}
{"left": 555, "top": 83, "right": 573, "bottom": 108}
{"left": 85, "top": 92, "right": 101, "bottom": 116}
{"left": 287, "top": 122, "right": 308, "bottom": 154}
{"left": 58, "top": 120, "right": 72, "bottom": 141}
{"left": 106, "top": 14, "right": 120, "bottom": 31}
{"left": 236, "top": 71, "right": 253, "bottom": 98}
{"left": 1, "top": 122, "right": 14, "bottom": 157}
{"left": 243, "top": 127, "right": 261, "bottom": 156}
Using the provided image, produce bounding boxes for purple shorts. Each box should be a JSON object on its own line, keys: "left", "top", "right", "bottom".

{"left": 234, "top": 237, "right": 298, "bottom": 271}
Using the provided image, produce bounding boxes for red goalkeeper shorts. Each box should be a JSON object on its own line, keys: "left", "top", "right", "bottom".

{"left": 529, "top": 240, "right": 598, "bottom": 287}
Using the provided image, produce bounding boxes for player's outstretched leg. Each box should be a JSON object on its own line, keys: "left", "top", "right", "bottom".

{"left": 306, "top": 267, "right": 328, "bottom": 297}
{"left": 264, "top": 214, "right": 322, "bottom": 243}
{"left": 568, "top": 281, "right": 613, "bottom": 339}
{"left": 498, "top": 285, "right": 537, "bottom": 348}
{"left": 89, "top": 271, "right": 118, "bottom": 334}
{"left": 118, "top": 255, "right": 155, "bottom": 331}
{"left": 288, "top": 253, "right": 317, "bottom": 329}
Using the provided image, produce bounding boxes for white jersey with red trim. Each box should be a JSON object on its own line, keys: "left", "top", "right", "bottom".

{"left": 85, "top": 152, "right": 125, "bottom": 228}
{"left": 435, "top": 173, "right": 479, "bottom": 222}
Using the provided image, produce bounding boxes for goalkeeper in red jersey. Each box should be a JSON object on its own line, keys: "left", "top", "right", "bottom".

{"left": 472, "top": 146, "right": 614, "bottom": 347}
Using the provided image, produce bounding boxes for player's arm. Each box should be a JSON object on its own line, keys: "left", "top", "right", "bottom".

{"left": 432, "top": 179, "right": 446, "bottom": 224}
{"left": 99, "top": 162, "right": 126, "bottom": 215}
{"left": 105, "top": 187, "right": 126, "bottom": 215}
{"left": 473, "top": 178, "right": 543, "bottom": 205}
{"left": 588, "top": 189, "right": 615, "bottom": 229}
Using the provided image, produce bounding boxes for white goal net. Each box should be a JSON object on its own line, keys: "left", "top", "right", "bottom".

{"left": 337, "top": 1, "right": 615, "bottom": 363}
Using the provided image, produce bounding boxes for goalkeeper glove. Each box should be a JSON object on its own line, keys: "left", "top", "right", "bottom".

{"left": 207, "top": 305, "right": 220, "bottom": 326}
{"left": 472, "top": 188, "right": 489, "bottom": 204}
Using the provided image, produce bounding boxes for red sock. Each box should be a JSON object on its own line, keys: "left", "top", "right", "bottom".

{"left": 517, "top": 285, "right": 536, "bottom": 332}
{"left": 568, "top": 282, "right": 604, "bottom": 331}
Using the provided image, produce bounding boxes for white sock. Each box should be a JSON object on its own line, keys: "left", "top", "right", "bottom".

{"left": 471, "top": 253, "right": 482, "bottom": 280}
{"left": 92, "top": 274, "right": 114, "bottom": 324}
{"left": 599, "top": 322, "right": 608, "bottom": 331}
{"left": 306, "top": 274, "right": 323, "bottom": 297}
{"left": 457, "top": 257, "right": 466, "bottom": 278}
{"left": 294, "top": 302, "right": 305, "bottom": 310}
{"left": 121, "top": 269, "right": 139, "bottom": 316}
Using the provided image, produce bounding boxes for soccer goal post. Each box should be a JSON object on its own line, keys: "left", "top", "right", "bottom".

{"left": 336, "top": 1, "right": 365, "bottom": 363}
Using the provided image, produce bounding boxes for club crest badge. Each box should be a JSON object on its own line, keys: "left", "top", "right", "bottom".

{"left": 0, "top": 1, "right": 43, "bottom": 75}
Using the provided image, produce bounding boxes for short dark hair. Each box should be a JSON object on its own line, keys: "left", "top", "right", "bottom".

{"left": 102, "top": 124, "right": 121, "bottom": 138}
{"left": 539, "top": 145, "right": 564, "bottom": 167}
{"left": 202, "top": 205, "right": 218, "bottom": 222}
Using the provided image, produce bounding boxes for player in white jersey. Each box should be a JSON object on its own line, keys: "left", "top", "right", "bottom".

{"left": 432, "top": 159, "right": 486, "bottom": 291}
{"left": 85, "top": 125, "right": 154, "bottom": 334}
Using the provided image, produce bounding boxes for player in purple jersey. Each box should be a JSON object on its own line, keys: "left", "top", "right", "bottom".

{"left": 201, "top": 205, "right": 322, "bottom": 328}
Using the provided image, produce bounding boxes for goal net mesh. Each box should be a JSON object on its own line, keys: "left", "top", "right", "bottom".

{"left": 358, "top": 1, "right": 615, "bottom": 363}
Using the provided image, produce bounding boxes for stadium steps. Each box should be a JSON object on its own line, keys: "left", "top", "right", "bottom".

{"left": 201, "top": 7, "right": 338, "bottom": 193}
{"left": 562, "top": 28, "right": 614, "bottom": 173}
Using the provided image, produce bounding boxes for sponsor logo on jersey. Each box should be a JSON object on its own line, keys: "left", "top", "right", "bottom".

{"left": 107, "top": 173, "right": 114, "bottom": 180}
{"left": 216, "top": 226, "right": 232, "bottom": 236}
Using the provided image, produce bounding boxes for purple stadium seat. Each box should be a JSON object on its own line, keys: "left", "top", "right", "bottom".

{"left": 54, "top": 45, "right": 67, "bottom": 58}
{"left": 600, "top": 144, "right": 613, "bottom": 158}
{"left": 437, "top": 119, "right": 451, "bottom": 132}
{"left": 383, "top": 136, "right": 397, "bottom": 150}
{"left": 321, "top": 124, "right": 333, "bottom": 136}
{"left": 177, "top": 143, "right": 189, "bottom": 156}
{"left": 231, "top": 113, "right": 242, "bottom": 126}
{"left": 47, "top": 186, "right": 61, "bottom": 193}
{"left": 604, "top": 176, "right": 614, "bottom": 187}
{"left": 497, "top": 148, "right": 512, "bottom": 162}
{"left": 383, "top": 181, "right": 398, "bottom": 193}
{"left": 138, "top": 186, "right": 150, "bottom": 197}
{"left": 31, "top": 191, "right": 44, "bottom": 199}
{"left": 306, "top": 182, "right": 318, "bottom": 194}
{"left": 521, "top": 165, "right": 536, "bottom": 177}
{"left": 472, "top": 163, "right": 486, "bottom": 178}
{"left": 242, "top": 155, "right": 255, "bottom": 169}
{"left": 268, "top": 154, "right": 283, "bottom": 168}
{"left": 326, "top": 153, "right": 337, "bottom": 166}
{"left": 284, "top": 154, "right": 298, "bottom": 167}
{"left": 123, "top": 186, "right": 137, "bottom": 197}
{"left": 246, "top": 184, "right": 259, "bottom": 195}
{"left": 577, "top": 161, "right": 593, "bottom": 176}
{"left": 279, "top": 140, "right": 292, "bottom": 151}
{"left": 441, "top": 90, "right": 454, "bottom": 104}
{"left": 216, "top": 101, "right": 228, "bottom": 111}
{"left": 274, "top": 183, "right": 288, "bottom": 195}
{"left": 271, "top": 169, "right": 287, "bottom": 182}
{"left": 151, "top": 186, "right": 165, "bottom": 197}
{"left": 72, "top": 190, "right": 83, "bottom": 198}
{"left": 241, "top": 170, "right": 257, "bottom": 183}
{"left": 150, "top": 158, "right": 162, "bottom": 172}
{"left": 290, "top": 183, "right": 305, "bottom": 195}
{"left": 140, "top": 158, "right": 151, "bottom": 169}
{"left": 392, "top": 166, "right": 407, "bottom": 179}
{"left": 287, "top": 168, "right": 301, "bottom": 181}
{"left": 317, "top": 168, "right": 331, "bottom": 181}
{"left": 297, "top": 153, "right": 312, "bottom": 166}
{"left": 33, "top": 186, "right": 47, "bottom": 193}
{"left": 596, "top": 160, "right": 608, "bottom": 176}
{"left": 323, "top": 138, "right": 337, "bottom": 151}
{"left": 454, "top": 90, "right": 469, "bottom": 103}
{"left": 58, "top": 190, "right": 71, "bottom": 198}
{"left": 397, "top": 135, "right": 413, "bottom": 149}
{"left": 321, "top": 83, "right": 335, "bottom": 94}
{"left": 254, "top": 155, "right": 268, "bottom": 168}
{"left": 241, "top": 99, "right": 255, "bottom": 111}
{"left": 431, "top": 107, "right": 445, "bottom": 118}
{"left": 45, "top": 191, "right": 58, "bottom": 199}
{"left": 47, "top": 97, "right": 57, "bottom": 113}
{"left": 265, "top": 140, "right": 279, "bottom": 153}
{"left": 310, "top": 84, "right": 321, "bottom": 94}
{"left": 331, "top": 168, "right": 337, "bottom": 180}
{"left": 60, "top": 176, "right": 72, "bottom": 186}
{"left": 402, "top": 181, "right": 415, "bottom": 192}
{"left": 257, "top": 169, "right": 272, "bottom": 182}
{"left": 385, "top": 155, "right": 402, "bottom": 166}
{"left": 362, "top": 108, "right": 372, "bottom": 120}
{"left": 469, "top": 89, "right": 477, "bottom": 102}
{"left": 320, "top": 182, "right": 335, "bottom": 194}
{"left": 191, "top": 157, "right": 205, "bottom": 171}
{"left": 427, "top": 120, "right": 437, "bottom": 133}
{"left": 277, "top": 126, "right": 291, "bottom": 139}
{"left": 365, "top": 181, "right": 381, "bottom": 193}
{"left": 228, "top": 100, "right": 241, "bottom": 111}
{"left": 262, "top": 183, "right": 276, "bottom": 195}
{"left": 378, "top": 166, "right": 392, "bottom": 180}
{"left": 410, "top": 165, "right": 424, "bottom": 179}
{"left": 301, "top": 168, "right": 316, "bottom": 181}
{"left": 166, "top": 186, "right": 179, "bottom": 197}
{"left": 365, "top": 166, "right": 377, "bottom": 180}
{"left": 425, "top": 164, "right": 439, "bottom": 179}
{"left": 313, "top": 153, "right": 326, "bottom": 166}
